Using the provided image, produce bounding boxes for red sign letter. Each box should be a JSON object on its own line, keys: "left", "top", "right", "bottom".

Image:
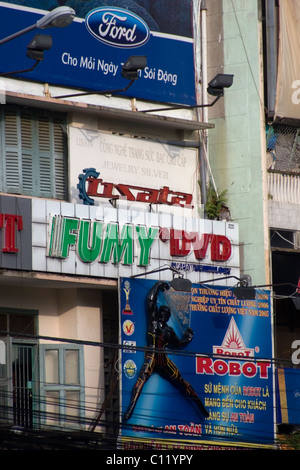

{"left": 211, "top": 235, "right": 232, "bottom": 261}
{"left": 0, "top": 214, "right": 23, "bottom": 253}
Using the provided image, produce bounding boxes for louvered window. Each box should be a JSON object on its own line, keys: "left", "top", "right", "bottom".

{"left": 0, "top": 106, "right": 67, "bottom": 199}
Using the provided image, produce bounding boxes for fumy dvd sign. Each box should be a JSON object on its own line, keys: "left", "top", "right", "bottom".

{"left": 120, "top": 278, "right": 275, "bottom": 449}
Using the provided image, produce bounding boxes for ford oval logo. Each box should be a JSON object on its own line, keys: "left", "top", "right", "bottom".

{"left": 85, "top": 7, "right": 150, "bottom": 48}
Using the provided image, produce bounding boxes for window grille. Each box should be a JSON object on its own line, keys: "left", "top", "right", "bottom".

{"left": 267, "top": 124, "right": 300, "bottom": 173}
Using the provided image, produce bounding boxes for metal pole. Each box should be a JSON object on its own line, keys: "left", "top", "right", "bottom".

{"left": 0, "top": 24, "right": 35, "bottom": 46}
{"left": 199, "top": 0, "right": 208, "bottom": 207}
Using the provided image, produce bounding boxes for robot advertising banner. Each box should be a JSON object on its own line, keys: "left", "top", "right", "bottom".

{"left": 120, "top": 277, "right": 275, "bottom": 449}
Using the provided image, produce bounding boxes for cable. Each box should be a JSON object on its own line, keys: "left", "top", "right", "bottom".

{"left": 230, "top": 0, "right": 267, "bottom": 114}
{"left": 273, "top": 230, "right": 300, "bottom": 250}
{"left": 0, "top": 330, "right": 298, "bottom": 449}
{"left": 0, "top": 367, "right": 294, "bottom": 449}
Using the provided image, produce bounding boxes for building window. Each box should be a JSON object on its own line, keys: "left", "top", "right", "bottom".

{"left": 0, "top": 309, "right": 38, "bottom": 427}
{"left": 270, "top": 229, "right": 296, "bottom": 249}
{"left": 0, "top": 105, "right": 67, "bottom": 199}
{"left": 0, "top": 308, "right": 37, "bottom": 337}
{"left": 39, "top": 344, "right": 85, "bottom": 428}
{"left": 266, "top": 124, "right": 300, "bottom": 172}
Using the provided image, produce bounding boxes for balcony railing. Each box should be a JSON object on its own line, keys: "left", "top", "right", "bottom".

{"left": 268, "top": 170, "right": 300, "bottom": 204}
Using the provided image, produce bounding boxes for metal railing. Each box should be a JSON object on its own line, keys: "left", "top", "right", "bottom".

{"left": 268, "top": 170, "right": 300, "bottom": 204}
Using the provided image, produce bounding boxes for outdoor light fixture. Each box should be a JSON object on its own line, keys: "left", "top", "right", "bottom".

{"left": 207, "top": 74, "right": 234, "bottom": 96}
{"left": 26, "top": 34, "right": 52, "bottom": 61}
{"left": 0, "top": 34, "right": 53, "bottom": 76}
{"left": 35, "top": 6, "right": 75, "bottom": 29}
{"left": 170, "top": 277, "right": 192, "bottom": 293}
{"left": 233, "top": 286, "right": 256, "bottom": 300}
{"left": 141, "top": 73, "right": 234, "bottom": 113}
{"left": 0, "top": 7, "right": 74, "bottom": 76}
{"left": 121, "top": 55, "right": 147, "bottom": 80}
{"left": 0, "top": 6, "right": 75, "bottom": 46}
{"left": 55, "top": 55, "right": 147, "bottom": 99}
{"left": 197, "top": 274, "right": 256, "bottom": 300}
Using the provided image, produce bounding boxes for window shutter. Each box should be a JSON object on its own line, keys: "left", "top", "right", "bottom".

{"left": 1, "top": 106, "right": 67, "bottom": 200}
{"left": 21, "top": 111, "right": 34, "bottom": 194}
{"left": 53, "top": 119, "right": 66, "bottom": 200}
{"left": 4, "top": 110, "right": 21, "bottom": 193}
{"left": 38, "top": 116, "right": 53, "bottom": 197}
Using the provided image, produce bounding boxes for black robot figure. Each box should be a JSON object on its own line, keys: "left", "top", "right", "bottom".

{"left": 123, "top": 280, "right": 209, "bottom": 421}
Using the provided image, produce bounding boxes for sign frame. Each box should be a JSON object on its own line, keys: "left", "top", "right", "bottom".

{"left": 120, "top": 277, "right": 276, "bottom": 449}
{"left": 0, "top": 2, "right": 197, "bottom": 106}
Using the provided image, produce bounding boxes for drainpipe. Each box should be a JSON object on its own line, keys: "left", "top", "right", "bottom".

{"left": 265, "top": 0, "right": 277, "bottom": 119}
{"left": 199, "top": 0, "right": 208, "bottom": 208}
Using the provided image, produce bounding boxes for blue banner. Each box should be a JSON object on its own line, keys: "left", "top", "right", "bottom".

{"left": 120, "top": 278, "right": 275, "bottom": 449}
{"left": 0, "top": 2, "right": 196, "bottom": 105}
{"left": 277, "top": 367, "right": 300, "bottom": 425}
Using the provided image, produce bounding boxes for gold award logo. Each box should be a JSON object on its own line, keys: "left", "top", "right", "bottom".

{"left": 122, "top": 280, "right": 133, "bottom": 315}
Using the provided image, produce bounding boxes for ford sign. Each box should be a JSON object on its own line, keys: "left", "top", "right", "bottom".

{"left": 85, "top": 7, "right": 150, "bottom": 48}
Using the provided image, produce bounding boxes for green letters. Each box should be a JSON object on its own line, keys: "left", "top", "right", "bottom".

{"left": 100, "top": 223, "right": 133, "bottom": 265}
{"left": 48, "top": 216, "right": 159, "bottom": 267}
{"left": 61, "top": 218, "right": 79, "bottom": 258}
{"left": 48, "top": 216, "right": 79, "bottom": 258}
{"left": 135, "top": 225, "right": 159, "bottom": 266}
{"left": 78, "top": 220, "right": 103, "bottom": 262}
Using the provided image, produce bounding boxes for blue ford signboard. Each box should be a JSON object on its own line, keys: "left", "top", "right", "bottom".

{"left": 0, "top": 1, "right": 196, "bottom": 105}
{"left": 120, "top": 277, "right": 275, "bottom": 449}
{"left": 86, "top": 7, "right": 151, "bottom": 48}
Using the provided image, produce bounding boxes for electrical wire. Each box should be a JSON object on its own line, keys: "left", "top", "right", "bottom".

{"left": 272, "top": 229, "right": 300, "bottom": 250}
{"left": 0, "top": 327, "right": 297, "bottom": 449}
{"left": 0, "top": 282, "right": 298, "bottom": 451}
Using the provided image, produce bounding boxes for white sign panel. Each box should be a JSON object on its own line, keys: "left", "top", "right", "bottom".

{"left": 69, "top": 128, "right": 200, "bottom": 216}
{"left": 31, "top": 199, "right": 239, "bottom": 284}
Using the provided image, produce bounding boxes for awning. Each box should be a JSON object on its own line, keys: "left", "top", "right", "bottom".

{"left": 274, "top": 0, "right": 300, "bottom": 125}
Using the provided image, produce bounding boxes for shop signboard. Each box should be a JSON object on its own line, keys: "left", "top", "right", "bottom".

{"left": 0, "top": 195, "right": 32, "bottom": 270}
{"left": 0, "top": 1, "right": 196, "bottom": 105}
{"left": 120, "top": 277, "right": 275, "bottom": 449}
{"left": 31, "top": 199, "right": 239, "bottom": 284}
{"left": 69, "top": 128, "right": 199, "bottom": 214}
{"left": 277, "top": 367, "right": 300, "bottom": 426}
